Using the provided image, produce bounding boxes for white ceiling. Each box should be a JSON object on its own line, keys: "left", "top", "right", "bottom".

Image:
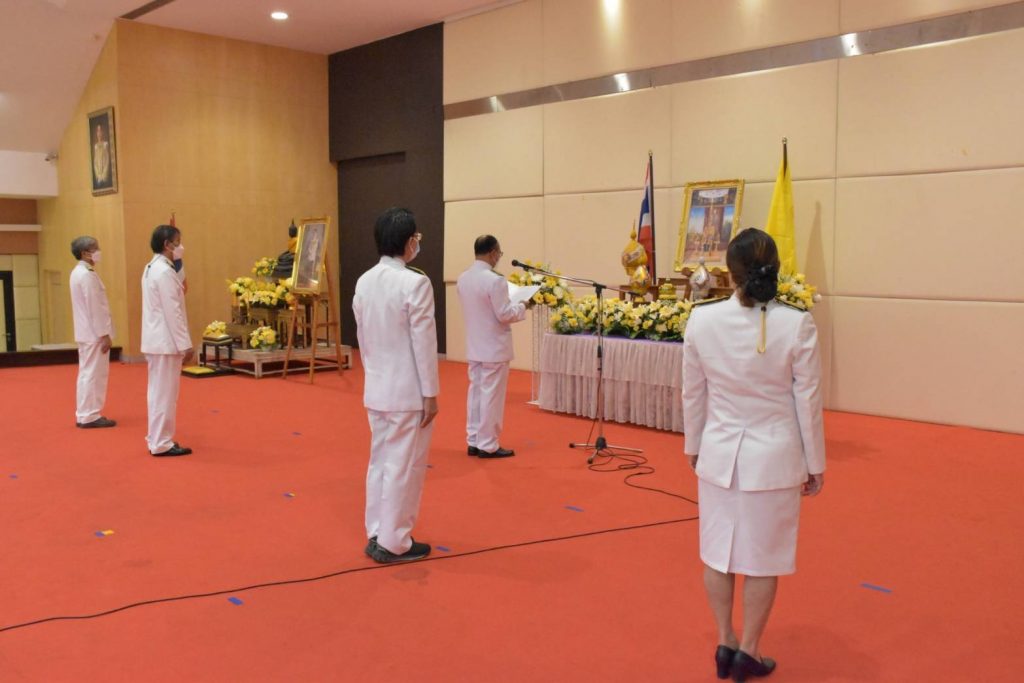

{"left": 0, "top": 0, "right": 514, "bottom": 154}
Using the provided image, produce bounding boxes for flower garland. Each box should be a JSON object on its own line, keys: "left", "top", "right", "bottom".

{"left": 507, "top": 260, "right": 573, "bottom": 308}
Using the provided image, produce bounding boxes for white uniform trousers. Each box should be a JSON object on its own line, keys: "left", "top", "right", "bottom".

{"left": 145, "top": 353, "right": 182, "bottom": 454}
{"left": 76, "top": 342, "right": 110, "bottom": 424}
{"left": 466, "top": 361, "right": 510, "bottom": 452}
{"left": 365, "top": 409, "right": 434, "bottom": 555}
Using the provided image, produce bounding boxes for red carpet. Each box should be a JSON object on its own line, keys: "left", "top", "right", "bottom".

{"left": 0, "top": 358, "right": 1022, "bottom": 681}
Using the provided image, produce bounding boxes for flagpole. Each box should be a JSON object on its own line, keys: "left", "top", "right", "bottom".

{"left": 782, "top": 137, "right": 787, "bottom": 173}
{"left": 647, "top": 150, "right": 655, "bottom": 283}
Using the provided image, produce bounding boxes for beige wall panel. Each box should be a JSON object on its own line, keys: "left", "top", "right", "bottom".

{"left": 840, "top": 0, "right": 1007, "bottom": 32}
{"left": 543, "top": 0, "right": 674, "bottom": 85}
{"left": 544, "top": 189, "right": 673, "bottom": 289}
{"left": 837, "top": 28, "right": 1024, "bottom": 177}
{"left": 835, "top": 169, "right": 1024, "bottom": 301}
{"left": 444, "top": 0, "right": 544, "bottom": 104}
{"left": 543, "top": 88, "right": 672, "bottom": 194}
{"left": 15, "top": 319, "right": 42, "bottom": 350}
{"left": 716, "top": 179, "right": 836, "bottom": 293}
{"left": 13, "top": 287, "right": 40, "bottom": 321}
{"left": 12, "top": 254, "right": 39, "bottom": 286}
{"left": 831, "top": 296, "right": 1024, "bottom": 433}
{"left": 444, "top": 108, "right": 544, "bottom": 201}
{"left": 443, "top": 197, "right": 544, "bottom": 282}
{"left": 0, "top": 255, "right": 11, "bottom": 269}
{"left": 672, "top": 0, "right": 839, "bottom": 62}
{"left": 669, "top": 61, "right": 838, "bottom": 186}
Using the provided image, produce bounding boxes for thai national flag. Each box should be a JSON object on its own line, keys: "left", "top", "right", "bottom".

{"left": 637, "top": 153, "right": 655, "bottom": 282}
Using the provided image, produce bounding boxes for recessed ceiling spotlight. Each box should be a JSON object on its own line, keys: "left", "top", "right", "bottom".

{"left": 271, "top": 11, "right": 289, "bottom": 21}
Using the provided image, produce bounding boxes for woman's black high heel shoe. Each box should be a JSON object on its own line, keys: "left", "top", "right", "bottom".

{"left": 731, "top": 650, "right": 776, "bottom": 682}
{"left": 715, "top": 645, "right": 738, "bottom": 679}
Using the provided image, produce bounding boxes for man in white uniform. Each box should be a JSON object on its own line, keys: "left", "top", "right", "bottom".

{"left": 69, "top": 236, "right": 115, "bottom": 428}
{"left": 353, "top": 207, "right": 439, "bottom": 563}
{"left": 141, "top": 224, "right": 193, "bottom": 457}
{"left": 456, "top": 235, "right": 525, "bottom": 458}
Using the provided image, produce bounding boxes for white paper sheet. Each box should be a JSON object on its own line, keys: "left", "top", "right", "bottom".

{"left": 508, "top": 282, "right": 541, "bottom": 307}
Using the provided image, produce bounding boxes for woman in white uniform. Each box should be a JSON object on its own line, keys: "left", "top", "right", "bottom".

{"left": 683, "top": 228, "right": 826, "bottom": 682}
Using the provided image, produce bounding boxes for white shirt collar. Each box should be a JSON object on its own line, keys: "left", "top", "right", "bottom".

{"left": 380, "top": 255, "right": 407, "bottom": 269}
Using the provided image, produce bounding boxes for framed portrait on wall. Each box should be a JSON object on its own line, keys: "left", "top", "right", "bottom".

{"left": 291, "top": 217, "right": 330, "bottom": 294}
{"left": 673, "top": 180, "right": 745, "bottom": 271}
{"left": 87, "top": 107, "right": 118, "bottom": 196}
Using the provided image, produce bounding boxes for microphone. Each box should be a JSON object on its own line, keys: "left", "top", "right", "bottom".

{"left": 511, "top": 259, "right": 533, "bottom": 270}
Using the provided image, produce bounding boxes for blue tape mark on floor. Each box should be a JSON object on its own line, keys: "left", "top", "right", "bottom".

{"left": 227, "top": 597, "right": 244, "bottom": 605}
{"left": 437, "top": 546, "right": 451, "bottom": 552}
{"left": 9, "top": 474, "right": 17, "bottom": 479}
{"left": 565, "top": 505, "right": 584, "bottom": 512}
{"left": 292, "top": 431, "right": 302, "bottom": 436}
{"left": 861, "top": 583, "right": 892, "bottom": 594}
{"left": 283, "top": 492, "right": 296, "bottom": 498}
{"left": 94, "top": 531, "right": 107, "bottom": 538}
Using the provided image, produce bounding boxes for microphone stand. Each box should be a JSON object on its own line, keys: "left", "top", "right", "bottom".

{"left": 513, "top": 261, "right": 643, "bottom": 464}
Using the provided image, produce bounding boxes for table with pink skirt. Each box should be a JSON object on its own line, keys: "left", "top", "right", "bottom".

{"left": 538, "top": 333, "right": 684, "bottom": 433}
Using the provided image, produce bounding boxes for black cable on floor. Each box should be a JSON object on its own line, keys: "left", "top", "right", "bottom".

{"left": 0, "top": 515, "right": 698, "bottom": 635}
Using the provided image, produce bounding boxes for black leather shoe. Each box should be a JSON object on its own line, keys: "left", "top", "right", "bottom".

{"left": 716, "top": 646, "right": 737, "bottom": 679}
{"left": 77, "top": 417, "right": 116, "bottom": 428}
{"left": 369, "top": 539, "right": 431, "bottom": 563}
{"left": 152, "top": 445, "right": 192, "bottom": 457}
{"left": 478, "top": 447, "right": 514, "bottom": 458}
{"left": 467, "top": 446, "right": 479, "bottom": 456}
{"left": 731, "top": 651, "right": 776, "bottom": 682}
{"left": 364, "top": 536, "right": 378, "bottom": 557}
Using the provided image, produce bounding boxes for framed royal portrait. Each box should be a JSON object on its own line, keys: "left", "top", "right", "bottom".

{"left": 673, "top": 179, "right": 745, "bottom": 271}
{"left": 88, "top": 107, "right": 118, "bottom": 196}
{"left": 291, "top": 217, "right": 330, "bottom": 294}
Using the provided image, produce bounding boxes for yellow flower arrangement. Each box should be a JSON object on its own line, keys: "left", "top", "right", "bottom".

{"left": 203, "top": 320, "right": 228, "bottom": 338}
{"left": 508, "top": 260, "right": 573, "bottom": 309}
{"left": 249, "top": 325, "right": 278, "bottom": 350}
{"left": 252, "top": 257, "right": 278, "bottom": 278}
{"left": 776, "top": 272, "right": 818, "bottom": 311}
{"left": 227, "top": 277, "right": 295, "bottom": 309}
{"left": 548, "top": 296, "right": 693, "bottom": 343}
{"left": 639, "top": 300, "right": 693, "bottom": 341}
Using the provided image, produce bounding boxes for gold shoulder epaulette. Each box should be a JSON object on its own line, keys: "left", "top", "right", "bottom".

{"left": 406, "top": 265, "right": 426, "bottom": 276}
{"left": 692, "top": 295, "right": 729, "bottom": 307}
{"left": 774, "top": 297, "right": 809, "bottom": 312}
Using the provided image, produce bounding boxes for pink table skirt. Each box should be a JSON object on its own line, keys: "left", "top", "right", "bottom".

{"left": 539, "top": 333, "right": 684, "bottom": 433}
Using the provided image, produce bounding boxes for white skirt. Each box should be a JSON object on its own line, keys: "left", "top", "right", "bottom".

{"left": 698, "top": 470, "right": 801, "bottom": 577}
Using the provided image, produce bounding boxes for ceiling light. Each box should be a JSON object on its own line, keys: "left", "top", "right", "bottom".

{"left": 271, "top": 11, "right": 289, "bottom": 21}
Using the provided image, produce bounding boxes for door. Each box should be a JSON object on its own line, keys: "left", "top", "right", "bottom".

{"left": 0, "top": 271, "right": 15, "bottom": 352}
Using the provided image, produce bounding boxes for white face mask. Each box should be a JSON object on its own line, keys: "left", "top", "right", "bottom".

{"left": 90, "top": 250, "right": 102, "bottom": 265}
{"left": 408, "top": 238, "right": 420, "bottom": 262}
{"left": 172, "top": 244, "right": 185, "bottom": 260}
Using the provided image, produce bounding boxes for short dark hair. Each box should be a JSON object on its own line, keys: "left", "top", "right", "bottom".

{"left": 373, "top": 207, "right": 417, "bottom": 257}
{"left": 473, "top": 235, "right": 499, "bottom": 256}
{"left": 150, "top": 225, "right": 181, "bottom": 254}
{"left": 726, "top": 228, "right": 780, "bottom": 306}
{"left": 70, "top": 236, "right": 97, "bottom": 260}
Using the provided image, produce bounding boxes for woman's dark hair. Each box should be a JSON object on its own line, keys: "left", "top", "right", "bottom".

{"left": 70, "top": 235, "right": 97, "bottom": 260}
{"left": 474, "top": 234, "right": 498, "bottom": 256}
{"left": 374, "top": 207, "right": 417, "bottom": 257}
{"left": 150, "top": 224, "right": 180, "bottom": 254}
{"left": 726, "top": 228, "right": 779, "bottom": 306}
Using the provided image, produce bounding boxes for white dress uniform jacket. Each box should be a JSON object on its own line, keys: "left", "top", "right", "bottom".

{"left": 683, "top": 294, "right": 826, "bottom": 492}
{"left": 354, "top": 256, "right": 440, "bottom": 409}
{"left": 141, "top": 255, "right": 191, "bottom": 355}
{"left": 456, "top": 260, "right": 526, "bottom": 363}
{"left": 70, "top": 261, "right": 113, "bottom": 343}
{"left": 70, "top": 261, "right": 114, "bottom": 424}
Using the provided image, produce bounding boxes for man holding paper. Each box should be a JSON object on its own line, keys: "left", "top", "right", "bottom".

{"left": 457, "top": 235, "right": 528, "bottom": 458}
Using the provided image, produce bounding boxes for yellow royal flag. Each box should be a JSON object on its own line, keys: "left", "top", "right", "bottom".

{"left": 764, "top": 144, "right": 797, "bottom": 275}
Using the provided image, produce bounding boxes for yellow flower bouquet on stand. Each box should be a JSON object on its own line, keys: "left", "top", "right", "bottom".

{"left": 776, "top": 272, "right": 819, "bottom": 311}
{"left": 249, "top": 326, "right": 278, "bottom": 351}
{"left": 203, "top": 320, "right": 228, "bottom": 340}
{"left": 508, "top": 260, "right": 573, "bottom": 308}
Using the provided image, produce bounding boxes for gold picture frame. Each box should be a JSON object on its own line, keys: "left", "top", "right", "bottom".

{"left": 88, "top": 106, "right": 118, "bottom": 196}
{"left": 673, "top": 179, "right": 745, "bottom": 271}
{"left": 291, "top": 217, "right": 330, "bottom": 294}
